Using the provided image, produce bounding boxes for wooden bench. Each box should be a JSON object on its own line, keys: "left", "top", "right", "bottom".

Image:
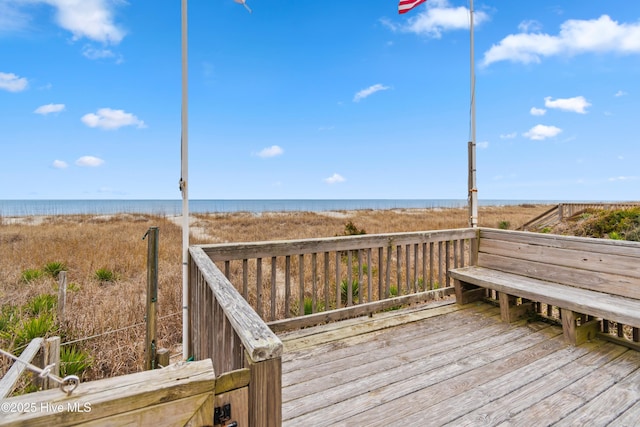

{"left": 449, "top": 228, "right": 640, "bottom": 345}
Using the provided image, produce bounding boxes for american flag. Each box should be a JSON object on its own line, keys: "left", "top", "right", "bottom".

{"left": 399, "top": 0, "right": 427, "bottom": 14}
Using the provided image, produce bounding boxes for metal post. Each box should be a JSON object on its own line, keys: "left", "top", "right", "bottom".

{"left": 180, "top": 0, "right": 190, "bottom": 361}
{"left": 144, "top": 227, "right": 159, "bottom": 370}
{"left": 468, "top": 0, "right": 478, "bottom": 228}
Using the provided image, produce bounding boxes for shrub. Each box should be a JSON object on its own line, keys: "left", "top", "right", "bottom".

{"left": 13, "top": 314, "right": 56, "bottom": 349}
{"left": 60, "top": 346, "right": 92, "bottom": 377}
{"left": 44, "top": 261, "right": 67, "bottom": 278}
{"left": 21, "top": 268, "right": 43, "bottom": 283}
{"left": 343, "top": 221, "right": 366, "bottom": 236}
{"left": 24, "top": 294, "right": 56, "bottom": 316}
{"left": 341, "top": 279, "right": 359, "bottom": 305}
{"left": 95, "top": 268, "right": 117, "bottom": 283}
{"left": 0, "top": 305, "right": 19, "bottom": 338}
{"left": 498, "top": 220, "right": 510, "bottom": 230}
{"left": 303, "top": 297, "right": 325, "bottom": 315}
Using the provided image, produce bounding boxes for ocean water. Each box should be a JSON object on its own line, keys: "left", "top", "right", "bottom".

{"left": 0, "top": 199, "right": 561, "bottom": 217}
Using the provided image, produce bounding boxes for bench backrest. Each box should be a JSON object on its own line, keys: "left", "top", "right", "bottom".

{"left": 476, "top": 228, "right": 640, "bottom": 300}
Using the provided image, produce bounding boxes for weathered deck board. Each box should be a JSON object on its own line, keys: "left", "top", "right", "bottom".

{"left": 283, "top": 307, "right": 507, "bottom": 402}
{"left": 280, "top": 302, "right": 640, "bottom": 426}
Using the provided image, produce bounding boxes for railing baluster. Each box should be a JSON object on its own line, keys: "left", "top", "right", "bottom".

{"left": 271, "top": 256, "right": 277, "bottom": 321}
{"left": 397, "top": 245, "right": 402, "bottom": 295}
{"left": 324, "top": 252, "right": 330, "bottom": 310}
{"left": 358, "top": 249, "right": 364, "bottom": 304}
{"left": 312, "top": 252, "right": 318, "bottom": 313}
{"left": 242, "top": 259, "right": 248, "bottom": 300}
{"left": 405, "top": 244, "right": 410, "bottom": 294}
{"left": 367, "top": 248, "right": 372, "bottom": 303}
{"left": 285, "top": 256, "right": 291, "bottom": 318}
{"left": 445, "top": 240, "right": 451, "bottom": 288}
{"left": 256, "top": 258, "right": 263, "bottom": 319}
{"left": 429, "top": 242, "right": 434, "bottom": 290}
{"left": 438, "top": 241, "right": 443, "bottom": 289}
{"left": 378, "top": 247, "right": 383, "bottom": 301}
{"left": 413, "top": 244, "right": 418, "bottom": 293}
{"left": 336, "top": 251, "right": 341, "bottom": 309}
{"left": 422, "top": 242, "right": 427, "bottom": 291}
{"left": 347, "top": 250, "right": 353, "bottom": 306}
{"left": 299, "top": 254, "right": 305, "bottom": 316}
{"left": 453, "top": 240, "right": 459, "bottom": 269}
{"left": 385, "top": 245, "right": 391, "bottom": 298}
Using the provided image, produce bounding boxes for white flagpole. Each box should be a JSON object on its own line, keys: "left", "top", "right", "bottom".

{"left": 180, "top": 0, "right": 190, "bottom": 360}
{"left": 468, "top": 0, "right": 478, "bottom": 228}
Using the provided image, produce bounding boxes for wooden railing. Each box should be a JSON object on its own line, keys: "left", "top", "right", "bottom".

{"left": 520, "top": 202, "right": 640, "bottom": 231}
{"left": 0, "top": 359, "right": 215, "bottom": 427}
{"left": 188, "top": 246, "right": 283, "bottom": 426}
{"left": 198, "top": 229, "right": 477, "bottom": 328}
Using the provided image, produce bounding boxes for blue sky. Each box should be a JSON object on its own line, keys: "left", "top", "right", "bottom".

{"left": 1, "top": 0, "right": 639, "bottom": 201}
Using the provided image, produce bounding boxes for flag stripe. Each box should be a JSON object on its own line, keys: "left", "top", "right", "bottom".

{"left": 399, "top": 0, "right": 427, "bottom": 14}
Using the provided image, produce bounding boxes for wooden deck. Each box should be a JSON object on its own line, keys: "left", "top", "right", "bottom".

{"left": 278, "top": 300, "right": 640, "bottom": 426}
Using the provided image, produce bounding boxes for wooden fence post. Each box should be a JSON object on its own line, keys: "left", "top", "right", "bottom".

{"left": 246, "top": 353, "right": 282, "bottom": 427}
{"left": 144, "top": 227, "right": 159, "bottom": 370}
{"left": 42, "top": 336, "right": 60, "bottom": 390}
{"left": 57, "top": 271, "right": 67, "bottom": 323}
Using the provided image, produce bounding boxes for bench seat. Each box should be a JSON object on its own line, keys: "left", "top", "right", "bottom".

{"left": 449, "top": 266, "right": 640, "bottom": 330}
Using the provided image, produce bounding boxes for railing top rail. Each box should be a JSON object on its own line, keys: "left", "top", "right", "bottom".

{"left": 199, "top": 228, "right": 476, "bottom": 261}
{"left": 190, "top": 246, "right": 283, "bottom": 362}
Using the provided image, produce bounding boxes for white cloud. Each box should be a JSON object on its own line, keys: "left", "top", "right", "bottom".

{"left": 82, "top": 45, "right": 116, "bottom": 60}
{"left": 499, "top": 132, "right": 517, "bottom": 139}
{"left": 52, "top": 160, "right": 68, "bottom": 169}
{"left": 34, "top": 103, "right": 65, "bottom": 115}
{"left": 353, "top": 84, "right": 390, "bottom": 102}
{"left": 530, "top": 107, "right": 546, "bottom": 116}
{"left": 75, "top": 156, "right": 104, "bottom": 167}
{"left": 477, "top": 141, "right": 489, "bottom": 149}
{"left": 0, "top": 2, "right": 31, "bottom": 33}
{"left": 483, "top": 15, "right": 640, "bottom": 66}
{"left": 0, "top": 72, "right": 28, "bottom": 92}
{"left": 81, "top": 108, "right": 145, "bottom": 130}
{"left": 324, "top": 173, "right": 346, "bottom": 184}
{"left": 544, "top": 96, "right": 591, "bottom": 114}
{"left": 523, "top": 124, "right": 562, "bottom": 140}
{"left": 615, "top": 90, "right": 628, "bottom": 97}
{"left": 518, "top": 20, "right": 542, "bottom": 33}
{"left": 608, "top": 176, "right": 638, "bottom": 182}
{"left": 41, "top": 0, "right": 126, "bottom": 44}
{"left": 386, "top": 0, "right": 489, "bottom": 38}
{"left": 256, "top": 145, "right": 283, "bottom": 158}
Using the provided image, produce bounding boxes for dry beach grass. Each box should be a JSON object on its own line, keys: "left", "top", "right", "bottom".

{"left": 0, "top": 204, "right": 550, "bottom": 385}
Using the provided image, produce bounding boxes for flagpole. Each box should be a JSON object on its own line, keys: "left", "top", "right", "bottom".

{"left": 468, "top": 0, "right": 478, "bottom": 228}
{"left": 180, "top": 0, "right": 190, "bottom": 360}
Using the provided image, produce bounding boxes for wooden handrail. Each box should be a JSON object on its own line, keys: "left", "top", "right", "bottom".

{"left": 189, "top": 246, "right": 282, "bottom": 363}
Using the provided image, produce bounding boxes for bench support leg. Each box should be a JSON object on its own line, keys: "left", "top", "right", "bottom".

{"left": 498, "top": 293, "right": 533, "bottom": 323}
{"left": 453, "top": 279, "right": 485, "bottom": 305}
{"left": 561, "top": 309, "right": 600, "bottom": 345}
